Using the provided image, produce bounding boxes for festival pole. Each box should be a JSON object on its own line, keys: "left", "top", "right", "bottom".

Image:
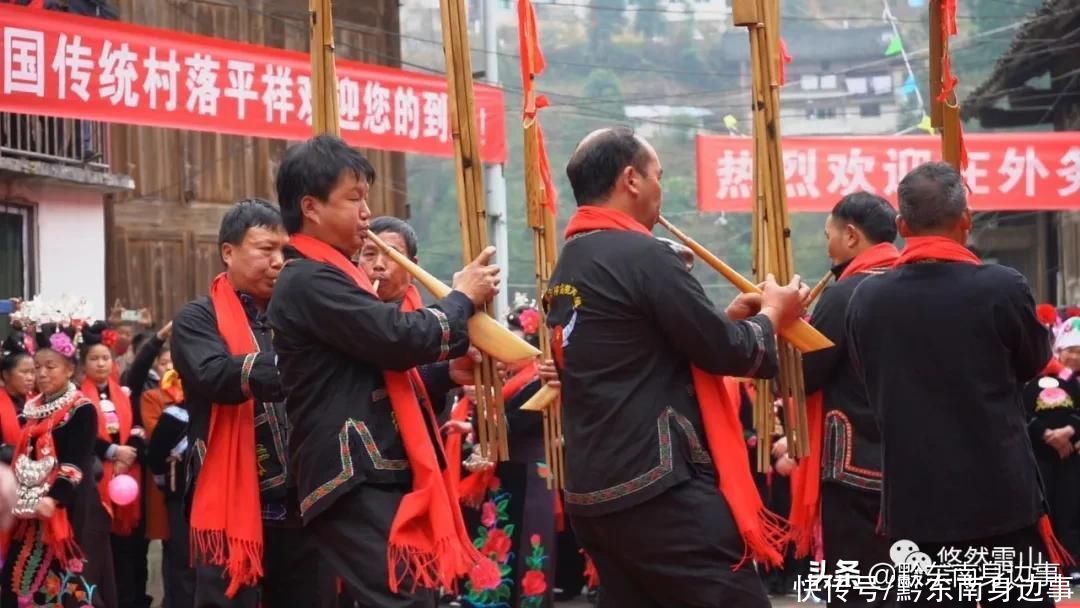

{"left": 930, "top": 0, "right": 964, "bottom": 170}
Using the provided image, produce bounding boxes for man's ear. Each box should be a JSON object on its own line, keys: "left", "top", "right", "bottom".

{"left": 221, "top": 242, "right": 234, "bottom": 268}
{"left": 897, "top": 215, "right": 912, "bottom": 238}
{"left": 300, "top": 195, "right": 322, "bottom": 227}
{"left": 623, "top": 165, "right": 639, "bottom": 197}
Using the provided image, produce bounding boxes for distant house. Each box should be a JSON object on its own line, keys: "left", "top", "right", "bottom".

{"left": 961, "top": 0, "right": 1080, "bottom": 304}
{"left": 714, "top": 23, "right": 909, "bottom": 136}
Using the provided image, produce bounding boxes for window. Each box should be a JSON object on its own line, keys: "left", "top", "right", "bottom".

{"left": 871, "top": 75, "right": 893, "bottom": 95}
{"left": 845, "top": 77, "right": 868, "bottom": 95}
{"left": 801, "top": 75, "right": 819, "bottom": 91}
{"left": 0, "top": 203, "right": 32, "bottom": 338}
{"left": 820, "top": 75, "right": 838, "bottom": 90}
{"left": 817, "top": 107, "right": 837, "bottom": 119}
{"left": 859, "top": 103, "right": 881, "bottom": 117}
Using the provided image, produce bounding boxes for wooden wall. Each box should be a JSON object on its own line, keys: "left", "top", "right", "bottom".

{"left": 107, "top": 0, "right": 406, "bottom": 323}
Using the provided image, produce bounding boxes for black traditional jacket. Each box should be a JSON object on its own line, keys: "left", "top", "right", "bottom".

{"left": 544, "top": 229, "right": 778, "bottom": 517}
{"left": 1023, "top": 371, "right": 1080, "bottom": 462}
{"left": 803, "top": 261, "right": 888, "bottom": 492}
{"left": 171, "top": 294, "right": 292, "bottom": 523}
{"left": 847, "top": 262, "right": 1051, "bottom": 543}
{"left": 268, "top": 247, "right": 473, "bottom": 524}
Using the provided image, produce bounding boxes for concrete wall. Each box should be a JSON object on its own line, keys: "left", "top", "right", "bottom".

{"left": 0, "top": 181, "right": 106, "bottom": 319}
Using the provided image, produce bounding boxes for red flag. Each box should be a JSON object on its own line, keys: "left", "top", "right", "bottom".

{"left": 778, "top": 38, "right": 793, "bottom": 86}
{"left": 517, "top": 0, "right": 557, "bottom": 216}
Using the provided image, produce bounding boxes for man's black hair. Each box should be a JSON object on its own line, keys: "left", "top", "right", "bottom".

{"left": 897, "top": 162, "right": 967, "bottom": 234}
{"left": 369, "top": 216, "right": 419, "bottom": 260}
{"left": 275, "top": 135, "right": 377, "bottom": 234}
{"left": 565, "top": 127, "right": 652, "bottom": 206}
{"left": 830, "top": 192, "right": 898, "bottom": 245}
{"left": 218, "top": 198, "right": 283, "bottom": 253}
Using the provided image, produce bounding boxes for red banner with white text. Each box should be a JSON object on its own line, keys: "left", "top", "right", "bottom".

{"left": 0, "top": 4, "right": 507, "bottom": 162}
{"left": 697, "top": 133, "right": 1080, "bottom": 212}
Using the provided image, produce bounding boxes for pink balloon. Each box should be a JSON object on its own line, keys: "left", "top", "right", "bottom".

{"left": 108, "top": 474, "right": 139, "bottom": 506}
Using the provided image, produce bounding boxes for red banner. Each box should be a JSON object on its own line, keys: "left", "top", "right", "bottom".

{"left": 0, "top": 4, "right": 506, "bottom": 162}
{"left": 697, "top": 132, "right": 1080, "bottom": 212}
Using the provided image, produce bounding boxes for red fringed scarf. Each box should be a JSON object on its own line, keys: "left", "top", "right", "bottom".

{"left": 10, "top": 390, "right": 87, "bottom": 591}
{"left": 564, "top": 205, "right": 787, "bottom": 568}
{"left": 446, "top": 361, "right": 540, "bottom": 508}
{"left": 290, "top": 234, "right": 495, "bottom": 592}
{"left": 81, "top": 377, "right": 141, "bottom": 536}
{"left": 0, "top": 390, "right": 24, "bottom": 447}
{"left": 189, "top": 273, "right": 263, "bottom": 597}
{"left": 896, "top": 236, "right": 1073, "bottom": 568}
{"left": 789, "top": 243, "right": 900, "bottom": 557}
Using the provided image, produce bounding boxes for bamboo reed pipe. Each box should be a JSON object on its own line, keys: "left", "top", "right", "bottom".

{"left": 656, "top": 217, "right": 833, "bottom": 353}
{"left": 365, "top": 231, "right": 540, "bottom": 362}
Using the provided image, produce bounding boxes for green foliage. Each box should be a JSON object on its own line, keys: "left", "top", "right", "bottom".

{"left": 633, "top": 0, "right": 666, "bottom": 40}
{"left": 587, "top": 0, "right": 627, "bottom": 60}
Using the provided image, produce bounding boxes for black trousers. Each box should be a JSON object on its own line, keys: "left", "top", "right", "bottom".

{"left": 163, "top": 496, "right": 196, "bottom": 608}
{"left": 899, "top": 525, "right": 1055, "bottom": 608}
{"left": 570, "top": 476, "right": 770, "bottom": 608}
{"left": 112, "top": 531, "right": 151, "bottom": 608}
{"left": 1034, "top": 452, "right": 1080, "bottom": 565}
{"left": 308, "top": 485, "right": 437, "bottom": 608}
{"left": 820, "top": 483, "right": 893, "bottom": 608}
{"left": 194, "top": 523, "right": 336, "bottom": 608}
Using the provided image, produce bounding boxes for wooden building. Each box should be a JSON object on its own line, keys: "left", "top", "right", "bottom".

{"left": 107, "top": 0, "right": 406, "bottom": 323}
{"left": 962, "top": 0, "right": 1080, "bottom": 304}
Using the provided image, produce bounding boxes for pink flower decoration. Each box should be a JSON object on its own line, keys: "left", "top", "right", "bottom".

{"left": 49, "top": 332, "right": 75, "bottom": 358}
{"left": 530, "top": 534, "right": 541, "bottom": 547}
{"left": 467, "top": 557, "right": 501, "bottom": 591}
{"left": 518, "top": 309, "right": 541, "bottom": 336}
{"left": 67, "top": 558, "right": 84, "bottom": 574}
{"left": 1040, "top": 387, "right": 1069, "bottom": 405}
{"left": 481, "top": 501, "right": 497, "bottom": 528}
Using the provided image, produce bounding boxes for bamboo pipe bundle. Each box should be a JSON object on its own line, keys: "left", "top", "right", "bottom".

{"left": 735, "top": 0, "right": 811, "bottom": 462}
{"left": 438, "top": 0, "right": 508, "bottom": 463}
{"left": 519, "top": 117, "right": 564, "bottom": 490}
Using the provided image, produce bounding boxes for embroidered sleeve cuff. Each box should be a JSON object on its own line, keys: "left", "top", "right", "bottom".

{"left": 240, "top": 353, "right": 257, "bottom": 399}
{"left": 428, "top": 308, "right": 451, "bottom": 362}
{"left": 48, "top": 464, "right": 83, "bottom": 507}
{"left": 742, "top": 315, "right": 778, "bottom": 378}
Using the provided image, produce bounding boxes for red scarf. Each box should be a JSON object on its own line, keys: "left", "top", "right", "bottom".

{"left": 290, "top": 234, "right": 495, "bottom": 592}
{"left": 564, "top": 206, "right": 786, "bottom": 567}
{"left": 0, "top": 390, "right": 23, "bottom": 447}
{"left": 10, "top": 389, "right": 88, "bottom": 587}
{"left": 790, "top": 243, "right": 900, "bottom": 557}
{"left": 81, "top": 377, "right": 141, "bottom": 535}
{"left": 838, "top": 243, "right": 901, "bottom": 281}
{"left": 896, "top": 236, "right": 980, "bottom": 266}
{"left": 189, "top": 274, "right": 263, "bottom": 597}
{"left": 446, "top": 361, "right": 540, "bottom": 508}
{"left": 563, "top": 205, "right": 651, "bottom": 240}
